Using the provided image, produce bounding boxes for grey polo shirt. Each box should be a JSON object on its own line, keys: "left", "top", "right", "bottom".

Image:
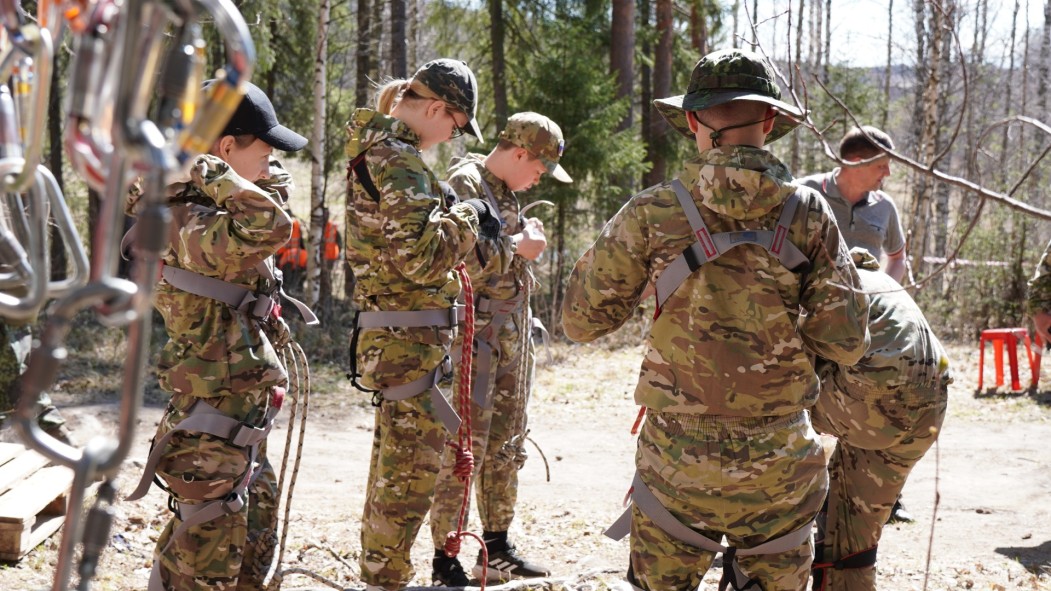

{"left": 796, "top": 169, "right": 906, "bottom": 259}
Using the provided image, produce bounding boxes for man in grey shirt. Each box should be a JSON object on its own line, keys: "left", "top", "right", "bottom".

{"left": 798, "top": 126, "right": 906, "bottom": 282}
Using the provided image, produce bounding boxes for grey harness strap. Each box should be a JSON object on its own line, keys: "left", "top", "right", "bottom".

{"left": 654, "top": 180, "right": 809, "bottom": 311}
{"left": 356, "top": 305, "right": 464, "bottom": 329}
{"left": 468, "top": 292, "right": 526, "bottom": 408}
{"left": 130, "top": 399, "right": 281, "bottom": 591}
{"left": 380, "top": 356, "right": 461, "bottom": 433}
{"left": 606, "top": 471, "right": 815, "bottom": 591}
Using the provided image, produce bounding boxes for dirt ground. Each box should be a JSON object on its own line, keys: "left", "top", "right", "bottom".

{"left": 2, "top": 338, "right": 1050, "bottom": 591}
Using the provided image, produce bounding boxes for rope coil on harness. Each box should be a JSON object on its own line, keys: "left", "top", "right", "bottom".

{"left": 443, "top": 262, "right": 488, "bottom": 587}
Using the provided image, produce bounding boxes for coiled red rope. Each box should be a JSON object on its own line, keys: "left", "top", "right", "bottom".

{"left": 443, "top": 262, "right": 488, "bottom": 588}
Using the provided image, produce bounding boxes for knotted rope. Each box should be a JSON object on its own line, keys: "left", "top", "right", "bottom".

{"left": 443, "top": 261, "right": 488, "bottom": 587}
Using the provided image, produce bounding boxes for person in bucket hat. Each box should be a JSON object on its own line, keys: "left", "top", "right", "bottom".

{"left": 428, "top": 111, "right": 569, "bottom": 586}
{"left": 562, "top": 48, "right": 870, "bottom": 591}
{"left": 344, "top": 59, "right": 504, "bottom": 591}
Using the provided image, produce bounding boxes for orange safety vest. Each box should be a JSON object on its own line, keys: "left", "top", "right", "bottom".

{"left": 323, "top": 221, "right": 340, "bottom": 261}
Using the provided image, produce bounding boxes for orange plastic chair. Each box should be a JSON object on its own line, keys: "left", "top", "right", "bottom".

{"left": 977, "top": 328, "right": 1036, "bottom": 391}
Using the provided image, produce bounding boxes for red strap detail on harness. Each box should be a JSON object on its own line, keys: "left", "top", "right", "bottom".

{"left": 696, "top": 227, "right": 718, "bottom": 258}
{"left": 270, "top": 386, "right": 285, "bottom": 410}
{"left": 631, "top": 406, "right": 647, "bottom": 435}
{"left": 771, "top": 224, "right": 788, "bottom": 254}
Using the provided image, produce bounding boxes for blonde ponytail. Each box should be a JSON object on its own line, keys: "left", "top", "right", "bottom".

{"left": 374, "top": 78, "right": 411, "bottom": 115}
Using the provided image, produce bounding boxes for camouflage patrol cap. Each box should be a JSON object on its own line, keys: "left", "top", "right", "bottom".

{"left": 499, "top": 112, "right": 572, "bottom": 183}
{"left": 653, "top": 48, "right": 805, "bottom": 144}
{"left": 412, "top": 58, "right": 483, "bottom": 140}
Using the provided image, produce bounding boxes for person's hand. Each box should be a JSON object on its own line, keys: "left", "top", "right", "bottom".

{"left": 513, "top": 217, "right": 547, "bottom": 261}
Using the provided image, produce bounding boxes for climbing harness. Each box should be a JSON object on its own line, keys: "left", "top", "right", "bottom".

{"left": 652, "top": 179, "right": 810, "bottom": 318}
{"left": 606, "top": 472, "right": 814, "bottom": 591}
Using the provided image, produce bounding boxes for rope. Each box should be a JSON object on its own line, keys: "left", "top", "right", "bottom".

{"left": 266, "top": 341, "right": 311, "bottom": 591}
{"left": 494, "top": 257, "right": 535, "bottom": 470}
{"left": 443, "top": 262, "right": 488, "bottom": 587}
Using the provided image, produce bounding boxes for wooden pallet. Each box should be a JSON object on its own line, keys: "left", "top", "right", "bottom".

{"left": 0, "top": 442, "right": 72, "bottom": 561}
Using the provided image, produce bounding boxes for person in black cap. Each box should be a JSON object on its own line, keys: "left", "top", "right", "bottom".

{"left": 125, "top": 80, "right": 309, "bottom": 591}
{"left": 344, "top": 58, "right": 501, "bottom": 591}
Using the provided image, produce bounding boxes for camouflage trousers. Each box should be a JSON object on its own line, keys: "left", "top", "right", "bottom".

{"left": 811, "top": 380, "right": 947, "bottom": 591}
{"left": 153, "top": 390, "right": 279, "bottom": 591}
{"left": 0, "top": 322, "right": 66, "bottom": 437}
{"left": 430, "top": 336, "right": 534, "bottom": 549}
{"left": 360, "top": 392, "right": 449, "bottom": 590}
{"left": 630, "top": 410, "right": 827, "bottom": 591}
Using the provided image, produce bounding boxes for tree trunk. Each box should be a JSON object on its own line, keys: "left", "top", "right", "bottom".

{"left": 881, "top": 0, "right": 893, "bottom": 129}
{"left": 910, "top": 0, "right": 927, "bottom": 154}
{"left": 355, "top": 0, "right": 371, "bottom": 107}
{"left": 751, "top": 0, "right": 758, "bottom": 50}
{"left": 908, "top": 1, "right": 943, "bottom": 277}
{"left": 307, "top": 0, "right": 330, "bottom": 314}
{"left": 48, "top": 44, "right": 66, "bottom": 282}
{"left": 732, "top": 0, "right": 739, "bottom": 48}
{"left": 822, "top": 0, "right": 831, "bottom": 83}
{"left": 790, "top": 0, "right": 803, "bottom": 171}
{"left": 640, "top": 0, "right": 652, "bottom": 188}
{"left": 999, "top": 0, "right": 1020, "bottom": 175}
{"left": 611, "top": 0, "right": 634, "bottom": 131}
{"left": 390, "top": 0, "right": 406, "bottom": 78}
{"left": 690, "top": 1, "right": 708, "bottom": 53}
{"left": 643, "top": 0, "right": 672, "bottom": 188}
{"left": 409, "top": 0, "right": 419, "bottom": 68}
{"left": 489, "top": 0, "right": 508, "bottom": 131}
{"left": 370, "top": 0, "right": 384, "bottom": 81}
{"left": 1040, "top": 0, "right": 1050, "bottom": 116}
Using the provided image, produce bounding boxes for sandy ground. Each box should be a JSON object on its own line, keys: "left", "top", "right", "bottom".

{"left": 1, "top": 340, "right": 1050, "bottom": 591}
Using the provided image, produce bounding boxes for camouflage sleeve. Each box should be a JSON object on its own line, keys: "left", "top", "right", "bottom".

{"left": 561, "top": 200, "right": 649, "bottom": 342}
{"left": 796, "top": 192, "right": 871, "bottom": 365}
{"left": 255, "top": 157, "right": 294, "bottom": 204}
{"left": 372, "top": 150, "right": 479, "bottom": 285}
{"left": 172, "top": 155, "right": 292, "bottom": 277}
{"left": 1028, "top": 238, "right": 1051, "bottom": 314}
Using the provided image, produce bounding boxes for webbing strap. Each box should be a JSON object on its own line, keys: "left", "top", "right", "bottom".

{"left": 606, "top": 472, "right": 815, "bottom": 591}
{"left": 356, "top": 305, "right": 464, "bottom": 329}
{"left": 812, "top": 545, "right": 878, "bottom": 571}
{"left": 161, "top": 492, "right": 247, "bottom": 556}
{"left": 380, "top": 357, "right": 462, "bottom": 434}
{"left": 350, "top": 152, "right": 382, "bottom": 202}
{"left": 478, "top": 176, "right": 504, "bottom": 221}
{"left": 654, "top": 180, "right": 809, "bottom": 310}
{"left": 127, "top": 400, "right": 278, "bottom": 501}
{"left": 163, "top": 265, "right": 273, "bottom": 318}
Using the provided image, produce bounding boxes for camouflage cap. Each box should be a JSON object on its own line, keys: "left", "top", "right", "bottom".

{"left": 412, "top": 58, "right": 483, "bottom": 140}
{"left": 653, "top": 48, "right": 805, "bottom": 144}
{"left": 499, "top": 112, "right": 572, "bottom": 183}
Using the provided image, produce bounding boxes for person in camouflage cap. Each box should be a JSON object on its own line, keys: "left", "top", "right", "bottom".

{"left": 1029, "top": 238, "right": 1051, "bottom": 346}
{"left": 344, "top": 58, "right": 501, "bottom": 591}
{"left": 562, "top": 48, "right": 870, "bottom": 591}
{"left": 810, "top": 248, "right": 950, "bottom": 591}
{"left": 428, "top": 112, "right": 569, "bottom": 586}
{"left": 126, "top": 81, "right": 309, "bottom": 591}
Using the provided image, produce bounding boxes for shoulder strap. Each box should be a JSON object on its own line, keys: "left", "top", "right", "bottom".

{"left": 653, "top": 180, "right": 810, "bottom": 313}
{"left": 348, "top": 149, "right": 382, "bottom": 202}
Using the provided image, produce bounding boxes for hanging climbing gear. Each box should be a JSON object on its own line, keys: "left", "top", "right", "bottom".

{"left": 9, "top": 1, "right": 258, "bottom": 590}
{"left": 652, "top": 179, "right": 810, "bottom": 318}
{"left": 606, "top": 472, "right": 815, "bottom": 591}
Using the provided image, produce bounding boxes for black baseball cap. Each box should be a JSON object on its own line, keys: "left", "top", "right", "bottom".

{"left": 207, "top": 80, "right": 308, "bottom": 152}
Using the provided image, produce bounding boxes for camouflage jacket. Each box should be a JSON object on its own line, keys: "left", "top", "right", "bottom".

{"left": 562, "top": 146, "right": 870, "bottom": 417}
{"left": 1028, "top": 238, "right": 1051, "bottom": 314}
{"left": 828, "top": 250, "right": 951, "bottom": 397}
{"left": 446, "top": 155, "right": 529, "bottom": 349}
{"left": 344, "top": 108, "right": 480, "bottom": 390}
{"left": 128, "top": 154, "right": 293, "bottom": 399}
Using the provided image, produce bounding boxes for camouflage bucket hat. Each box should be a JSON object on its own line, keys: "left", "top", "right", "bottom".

{"left": 653, "top": 48, "right": 806, "bottom": 144}
{"left": 499, "top": 112, "right": 572, "bottom": 183}
{"left": 412, "top": 58, "right": 483, "bottom": 140}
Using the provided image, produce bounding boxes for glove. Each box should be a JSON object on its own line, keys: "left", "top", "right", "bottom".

{"left": 461, "top": 198, "right": 502, "bottom": 241}
{"left": 437, "top": 181, "right": 459, "bottom": 208}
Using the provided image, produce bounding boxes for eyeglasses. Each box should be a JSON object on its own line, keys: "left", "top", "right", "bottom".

{"left": 444, "top": 106, "right": 469, "bottom": 138}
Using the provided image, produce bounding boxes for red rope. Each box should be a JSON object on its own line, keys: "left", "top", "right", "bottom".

{"left": 443, "top": 262, "right": 488, "bottom": 588}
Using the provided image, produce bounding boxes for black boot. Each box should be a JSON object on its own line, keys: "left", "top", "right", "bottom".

{"left": 432, "top": 550, "right": 470, "bottom": 587}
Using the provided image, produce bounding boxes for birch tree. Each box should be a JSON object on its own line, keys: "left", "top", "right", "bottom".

{"left": 307, "top": 0, "right": 330, "bottom": 313}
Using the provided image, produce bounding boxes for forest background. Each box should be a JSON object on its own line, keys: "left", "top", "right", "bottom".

{"left": 30, "top": 0, "right": 1051, "bottom": 357}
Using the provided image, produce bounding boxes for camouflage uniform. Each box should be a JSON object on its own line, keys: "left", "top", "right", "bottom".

{"left": 1028, "top": 238, "right": 1051, "bottom": 318}
{"left": 563, "top": 49, "right": 870, "bottom": 591}
{"left": 345, "top": 106, "right": 481, "bottom": 590}
{"left": 128, "top": 154, "right": 294, "bottom": 591}
{"left": 811, "top": 249, "right": 950, "bottom": 591}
